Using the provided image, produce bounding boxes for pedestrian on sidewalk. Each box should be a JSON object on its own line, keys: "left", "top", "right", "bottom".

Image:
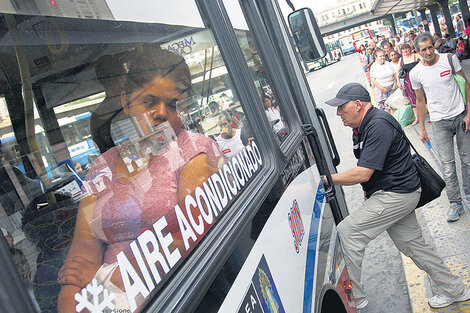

{"left": 370, "top": 49, "right": 396, "bottom": 111}
{"left": 363, "top": 43, "right": 375, "bottom": 86}
{"left": 456, "top": 15, "right": 465, "bottom": 38}
{"left": 410, "top": 32, "right": 470, "bottom": 222}
{"left": 397, "top": 43, "right": 421, "bottom": 125}
{"left": 324, "top": 82, "right": 470, "bottom": 310}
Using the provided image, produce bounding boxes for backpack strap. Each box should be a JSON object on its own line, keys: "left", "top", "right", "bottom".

{"left": 447, "top": 53, "right": 455, "bottom": 74}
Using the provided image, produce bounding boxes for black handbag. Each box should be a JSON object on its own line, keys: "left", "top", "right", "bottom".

{"left": 398, "top": 57, "right": 407, "bottom": 79}
{"left": 410, "top": 153, "right": 446, "bottom": 208}
{"left": 398, "top": 67, "right": 407, "bottom": 79}
{"left": 375, "top": 114, "right": 446, "bottom": 208}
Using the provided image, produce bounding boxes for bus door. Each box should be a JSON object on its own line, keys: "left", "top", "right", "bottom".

{"left": 0, "top": 1, "right": 353, "bottom": 313}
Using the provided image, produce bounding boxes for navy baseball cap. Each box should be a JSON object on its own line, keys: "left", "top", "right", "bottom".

{"left": 325, "top": 82, "right": 371, "bottom": 107}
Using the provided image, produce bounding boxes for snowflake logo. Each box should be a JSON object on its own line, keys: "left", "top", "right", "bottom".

{"left": 75, "top": 279, "right": 115, "bottom": 313}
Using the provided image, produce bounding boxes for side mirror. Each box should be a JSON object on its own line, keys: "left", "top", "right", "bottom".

{"left": 288, "top": 8, "right": 326, "bottom": 62}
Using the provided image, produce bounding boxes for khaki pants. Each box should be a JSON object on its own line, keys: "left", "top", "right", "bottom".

{"left": 337, "top": 188, "right": 465, "bottom": 303}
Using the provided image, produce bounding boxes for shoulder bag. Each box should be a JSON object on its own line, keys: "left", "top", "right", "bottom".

{"left": 398, "top": 57, "right": 407, "bottom": 79}
{"left": 373, "top": 113, "right": 446, "bottom": 208}
{"left": 447, "top": 53, "right": 466, "bottom": 102}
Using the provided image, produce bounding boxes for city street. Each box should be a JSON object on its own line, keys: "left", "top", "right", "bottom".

{"left": 306, "top": 54, "right": 413, "bottom": 313}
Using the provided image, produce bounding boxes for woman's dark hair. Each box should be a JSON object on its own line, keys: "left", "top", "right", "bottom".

{"left": 262, "top": 94, "right": 272, "bottom": 107}
{"left": 125, "top": 45, "right": 192, "bottom": 99}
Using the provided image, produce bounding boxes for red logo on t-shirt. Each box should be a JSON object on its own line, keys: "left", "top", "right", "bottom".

{"left": 222, "top": 148, "right": 231, "bottom": 154}
{"left": 440, "top": 70, "right": 451, "bottom": 77}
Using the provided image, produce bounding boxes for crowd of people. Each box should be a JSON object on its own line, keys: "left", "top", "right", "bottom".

{"left": 359, "top": 16, "right": 470, "bottom": 125}
{"left": 326, "top": 20, "right": 470, "bottom": 309}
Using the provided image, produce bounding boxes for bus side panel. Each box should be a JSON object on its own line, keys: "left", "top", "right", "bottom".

{"left": 217, "top": 166, "right": 348, "bottom": 312}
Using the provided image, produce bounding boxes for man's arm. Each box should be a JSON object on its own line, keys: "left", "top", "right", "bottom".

{"left": 329, "top": 166, "right": 374, "bottom": 186}
{"left": 456, "top": 68, "right": 470, "bottom": 131}
{"left": 415, "top": 88, "right": 429, "bottom": 142}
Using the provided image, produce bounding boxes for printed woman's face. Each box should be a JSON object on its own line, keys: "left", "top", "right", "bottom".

{"left": 124, "top": 76, "right": 183, "bottom": 135}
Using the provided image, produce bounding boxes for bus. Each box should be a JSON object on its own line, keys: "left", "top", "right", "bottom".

{"left": 339, "top": 36, "right": 356, "bottom": 55}
{"left": 324, "top": 40, "right": 343, "bottom": 64}
{"left": 0, "top": 2, "right": 354, "bottom": 313}
{"left": 396, "top": 17, "right": 420, "bottom": 33}
{"left": 351, "top": 28, "right": 374, "bottom": 51}
{"left": 304, "top": 40, "right": 342, "bottom": 72}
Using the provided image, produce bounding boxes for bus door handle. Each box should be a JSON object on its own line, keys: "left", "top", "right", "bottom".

{"left": 302, "top": 124, "right": 335, "bottom": 200}
{"left": 315, "top": 107, "right": 340, "bottom": 167}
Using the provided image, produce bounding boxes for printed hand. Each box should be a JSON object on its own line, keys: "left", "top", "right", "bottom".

{"left": 58, "top": 256, "right": 101, "bottom": 289}
{"left": 419, "top": 129, "right": 430, "bottom": 143}
{"left": 463, "top": 114, "right": 470, "bottom": 132}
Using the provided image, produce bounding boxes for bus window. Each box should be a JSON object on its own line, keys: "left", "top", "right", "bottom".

{"left": 222, "top": 1, "right": 289, "bottom": 145}
{"left": 0, "top": 5, "right": 265, "bottom": 312}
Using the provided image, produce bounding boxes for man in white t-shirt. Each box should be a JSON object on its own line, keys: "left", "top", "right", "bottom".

{"left": 410, "top": 32, "right": 470, "bottom": 224}
{"left": 215, "top": 111, "right": 245, "bottom": 161}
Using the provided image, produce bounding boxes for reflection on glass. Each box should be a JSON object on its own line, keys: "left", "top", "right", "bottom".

{"left": 215, "top": 111, "right": 245, "bottom": 161}
{"left": 57, "top": 46, "right": 227, "bottom": 312}
{"left": 0, "top": 10, "right": 263, "bottom": 313}
{"left": 227, "top": 15, "right": 290, "bottom": 144}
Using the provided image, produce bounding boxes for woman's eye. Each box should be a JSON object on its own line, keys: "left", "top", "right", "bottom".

{"left": 168, "top": 98, "right": 178, "bottom": 109}
{"left": 142, "top": 98, "right": 156, "bottom": 108}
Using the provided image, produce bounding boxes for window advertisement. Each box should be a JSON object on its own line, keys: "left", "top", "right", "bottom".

{"left": 0, "top": 2, "right": 262, "bottom": 312}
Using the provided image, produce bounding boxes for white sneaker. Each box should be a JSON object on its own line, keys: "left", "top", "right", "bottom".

{"left": 447, "top": 203, "right": 463, "bottom": 222}
{"left": 356, "top": 299, "right": 369, "bottom": 309}
{"left": 428, "top": 287, "right": 470, "bottom": 308}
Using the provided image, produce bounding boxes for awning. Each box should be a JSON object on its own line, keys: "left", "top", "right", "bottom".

{"left": 371, "top": 0, "right": 438, "bottom": 16}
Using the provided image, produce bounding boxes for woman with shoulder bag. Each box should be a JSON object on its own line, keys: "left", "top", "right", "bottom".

{"left": 397, "top": 43, "right": 421, "bottom": 125}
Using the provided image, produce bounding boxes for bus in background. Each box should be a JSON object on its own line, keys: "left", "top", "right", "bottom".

{"left": 323, "top": 40, "right": 342, "bottom": 64}
{"left": 339, "top": 35, "right": 356, "bottom": 55}
{"left": 351, "top": 28, "right": 374, "bottom": 51}
{"left": 306, "top": 40, "right": 342, "bottom": 71}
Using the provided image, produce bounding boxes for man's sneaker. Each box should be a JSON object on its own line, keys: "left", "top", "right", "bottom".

{"left": 447, "top": 203, "right": 463, "bottom": 222}
{"left": 428, "top": 287, "right": 470, "bottom": 308}
{"left": 356, "top": 299, "right": 369, "bottom": 309}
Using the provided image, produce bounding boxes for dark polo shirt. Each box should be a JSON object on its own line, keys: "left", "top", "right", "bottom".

{"left": 355, "top": 107, "right": 420, "bottom": 198}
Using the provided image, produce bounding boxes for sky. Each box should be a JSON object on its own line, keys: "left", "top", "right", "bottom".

{"left": 106, "top": 0, "right": 334, "bottom": 26}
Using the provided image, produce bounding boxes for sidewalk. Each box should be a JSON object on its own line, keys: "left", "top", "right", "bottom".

{"left": 399, "top": 58, "right": 470, "bottom": 313}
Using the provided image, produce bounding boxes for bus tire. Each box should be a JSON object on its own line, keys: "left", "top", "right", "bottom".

{"left": 318, "top": 287, "right": 348, "bottom": 313}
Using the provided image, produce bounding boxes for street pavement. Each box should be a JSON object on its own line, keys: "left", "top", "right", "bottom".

{"left": 306, "top": 53, "right": 470, "bottom": 313}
